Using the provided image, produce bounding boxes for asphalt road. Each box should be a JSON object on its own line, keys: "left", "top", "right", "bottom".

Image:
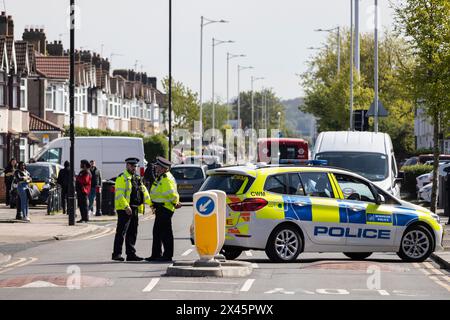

{"left": 0, "top": 204, "right": 449, "bottom": 300}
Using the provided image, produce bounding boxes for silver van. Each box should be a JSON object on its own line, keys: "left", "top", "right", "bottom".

{"left": 313, "top": 131, "right": 401, "bottom": 197}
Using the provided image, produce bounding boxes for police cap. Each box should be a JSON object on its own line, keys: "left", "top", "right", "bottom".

{"left": 125, "top": 157, "right": 140, "bottom": 165}
{"left": 155, "top": 156, "right": 172, "bottom": 169}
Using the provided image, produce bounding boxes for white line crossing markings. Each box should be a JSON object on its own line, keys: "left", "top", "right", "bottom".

{"left": 142, "top": 278, "right": 160, "bottom": 292}
{"left": 160, "top": 289, "right": 233, "bottom": 294}
{"left": 170, "top": 280, "right": 238, "bottom": 285}
{"left": 416, "top": 262, "right": 450, "bottom": 292}
{"left": 251, "top": 263, "right": 259, "bottom": 269}
{"left": 245, "top": 250, "right": 253, "bottom": 257}
{"left": 0, "top": 257, "right": 37, "bottom": 274}
{"left": 240, "top": 279, "right": 255, "bottom": 292}
{"left": 181, "top": 249, "right": 194, "bottom": 257}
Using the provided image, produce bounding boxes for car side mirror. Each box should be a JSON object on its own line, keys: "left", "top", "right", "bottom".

{"left": 377, "top": 194, "right": 385, "bottom": 204}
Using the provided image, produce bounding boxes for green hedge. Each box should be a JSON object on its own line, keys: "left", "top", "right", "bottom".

{"left": 143, "top": 134, "right": 169, "bottom": 162}
{"left": 65, "top": 127, "right": 168, "bottom": 162}
{"left": 401, "top": 164, "right": 433, "bottom": 196}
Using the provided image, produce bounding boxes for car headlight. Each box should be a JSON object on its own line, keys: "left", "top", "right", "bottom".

{"left": 431, "top": 213, "right": 440, "bottom": 224}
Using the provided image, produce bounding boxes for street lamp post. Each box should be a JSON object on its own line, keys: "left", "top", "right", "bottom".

{"left": 251, "top": 76, "right": 264, "bottom": 133}
{"left": 169, "top": 0, "right": 172, "bottom": 160}
{"left": 314, "top": 27, "right": 341, "bottom": 74}
{"left": 350, "top": 0, "right": 354, "bottom": 131}
{"left": 68, "top": 0, "right": 75, "bottom": 226}
{"left": 227, "top": 53, "right": 245, "bottom": 123}
{"left": 374, "top": 0, "right": 379, "bottom": 132}
{"left": 237, "top": 65, "right": 253, "bottom": 130}
{"left": 199, "top": 16, "right": 228, "bottom": 142}
{"left": 212, "top": 38, "right": 234, "bottom": 132}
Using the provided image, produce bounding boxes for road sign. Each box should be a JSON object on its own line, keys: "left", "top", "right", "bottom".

{"left": 367, "top": 100, "right": 388, "bottom": 117}
{"left": 193, "top": 191, "right": 226, "bottom": 260}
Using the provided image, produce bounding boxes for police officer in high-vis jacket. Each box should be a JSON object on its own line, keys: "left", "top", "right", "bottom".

{"left": 145, "top": 157, "right": 181, "bottom": 262}
{"left": 112, "top": 158, "right": 152, "bottom": 262}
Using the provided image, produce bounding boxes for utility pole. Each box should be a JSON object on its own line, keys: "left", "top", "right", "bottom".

{"left": 68, "top": 0, "right": 75, "bottom": 226}
{"left": 226, "top": 53, "right": 245, "bottom": 123}
{"left": 349, "top": 0, "right": 354, "bottom": 131}
{"left": 374, "top": 0, "right": 379, "bottom": 132}
{"left": 169, "top": 0, "right": 173, "bottom": 160}
{"left": 354, "top": 0, "right": 360, "bottom": 78}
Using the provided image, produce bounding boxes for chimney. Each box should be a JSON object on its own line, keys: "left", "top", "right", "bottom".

{"left": 148, "top": 77, "right": 157, "bottom": 89}
{"left": 46, "top": 40, "right": 64, "bottom": 56}
{"left": 0, "top": 12, "right": 7, "bottom": 36}
{"left": 112, "top": 69, "right": 129, "bottom": 79}
{"left": 23, "top": 28, "right": 46, "bottom": 55}
{"left": 7, "top": 15, "right": 13, "bottom": 37}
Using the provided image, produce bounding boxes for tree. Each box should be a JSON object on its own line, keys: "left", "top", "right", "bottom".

{"left": 162, "top": 77, "right": 199, "bottom": 130}
{"left": 393, "top": 0, "right": 450, "bottom": 212}
{"left": 231, "top": 89, "right": 286, "bottom": 134}
{"left": 300, "top": 30, "right": 417, "bottom": 158}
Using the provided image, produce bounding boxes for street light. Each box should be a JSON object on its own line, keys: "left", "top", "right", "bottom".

{"left": 212, "top": 38, "right": 234, "bottom": 132}
{"left": 314, "top": 26, "right": 341, "bottom": 74}
{"left": 237, "top": 65, "right": 253, "bottom": 130}
{"left": 277, "top": 111, "right": 282, "bottom": 131}
{"left": 68, "top": 0, "right": 75, "bottom": 226}
{"left": 199, "top": 16, "right": 228, "bottom": 142}
{"left": 251, "top": 76, "right": 264, "bottom": 132}
{"left": 227, "top": 53, "right": 245, "bottom": 123}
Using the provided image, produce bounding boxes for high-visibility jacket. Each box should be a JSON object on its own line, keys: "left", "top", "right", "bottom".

{"left": 150, "top": 172, "right": 179, "bottom": 212}
{"left": 115, "top": 170, "right": 152, "bottom": 214}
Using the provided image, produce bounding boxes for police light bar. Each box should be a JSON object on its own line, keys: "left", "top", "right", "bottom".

{"left": 306, "top": 160, "right": 328, "bottom": 166}
{"left": 278, "top": 159, "right": 328, "bottom": 166}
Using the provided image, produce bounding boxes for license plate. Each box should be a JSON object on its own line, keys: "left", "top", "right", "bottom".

{"left": 178, "top": 184, "right": 193, "bottom": 190}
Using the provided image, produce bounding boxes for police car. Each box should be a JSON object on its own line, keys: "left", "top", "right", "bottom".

{"left": 194, "top": 163, "right": 443, "bottom": 263}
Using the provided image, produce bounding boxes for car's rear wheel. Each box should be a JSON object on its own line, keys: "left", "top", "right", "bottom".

{"left": 220, "top": 247, "right": 243, "bottom": 260}
{"left": 397, "top": 225, "right": 434, "bottom": 262}
{"left": 265, "top": 224, "right": 303, "bottom": 263}
{"left": 343, "top": 252, "right": 372, "bottom": 260}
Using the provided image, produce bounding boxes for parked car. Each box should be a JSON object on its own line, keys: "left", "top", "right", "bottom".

{"left": 171, "top": 164, "right": 208, "bottom": 201}
{"left": 33, "top": 137, "right": 146, "bottom": 180}
{"left": 313, "top": 131, "right": 401, "bottom": 197}
{"left": 417, "top": 162, "right": 450, "bottom": 203}
{"left": 401, "top": 156, "right": 419, "bottom": 168}
{"left": 418, "top": 154, "right": 450, "bottom": 164}
{"left": 183, "top": 155, "right": 223, "bottom": 170}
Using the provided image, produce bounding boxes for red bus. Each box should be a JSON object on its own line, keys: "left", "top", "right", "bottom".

{"left": 257, "top": 138, "right": 309, "bottom": 164}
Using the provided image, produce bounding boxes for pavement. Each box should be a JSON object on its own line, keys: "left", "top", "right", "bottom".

{"left": 0, "top": 205, "right": 114, "bottom": 244}
{"left": 431, "top": 210, "right": 450, "bottom": 269}
{"left": 0, "top": 205, "right": 448, "bottom": 300}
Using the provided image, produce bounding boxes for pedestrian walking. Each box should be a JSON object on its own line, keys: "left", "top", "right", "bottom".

{"left": 76, "top": 160, "right": 92, "bottom": 223}
{"left": 89, "top": 160, "right": 102, "bottom": 216}
{"left": 4, "top": 158, "right": 17, "bottom": 206}
{"left": 14, "top": 162, "right": 32, "bottom": 222}
{"left": 112, "top": 158, "right": 152, "bottom": 262}
{"left": 57, "top": 161, "right": 71, "bottom": 215}
{"left": 143, "top": 162, "right": 156, "bottom": 190}
{"left": 145, "top": 157, "right": 181, "bottom": 263}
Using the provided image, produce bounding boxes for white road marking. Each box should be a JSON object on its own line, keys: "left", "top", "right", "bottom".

{"left": 142, "top": 278, "right": 160, "bottom": 292}
{"left": 0, "top": 257, "right": 37, "bottom": 274}
{"left": 251, "top": 263, "right": 259, "bottom": 269}
{"left": 181, "top": 249, "right": 194, "bottom": 257}
{"left": 240, "top": 279, "right": 255, "bottom": 292}
{"left": 170, "top": 280, "right": 238, "bottom": 285}
{"left": 423, "top": 262, "right": 445, "bottom": 275}
{"left": 245, "top": 250, "right": 253, "bottom": 257}
{"left": 429, "top": 276, "right": 450, "bottom": 292}
{"left": 160, "top": 289, "right": 233, "bottom": 294}
{"left": 265, "top": 288, "right": 295, "bottom": 295}
{"left": 1, "top": 258, "right": 27, "bottom": 268}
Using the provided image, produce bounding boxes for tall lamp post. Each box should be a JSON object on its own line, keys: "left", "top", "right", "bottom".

{"left": 314, "top": 26, "right": 341, "bottom": 74}
{"left": 374, "top": 0, "right": 379, "bottom": 132}
{"left": 227, "top": 53, "right": 245, "bottom": 123}
{"left": 68, "top": 0, "right": 75, "bottom": 226}
{"left": 212, "top": 38, "right": 234, "bottom": 132}
{"left": 169, "top": 0, "right": 172, "bottom": 160}
{"left": 251, "top": 76, "right": 264, "bottom": 132}
{"left": 350, "top": 0, "right": 354, "bottom": 130}
{"left": 199, "top": 16, "right": 228, "bottom": 141}
{"left": 237, "top": 65, "right": 253, "bottom": 130}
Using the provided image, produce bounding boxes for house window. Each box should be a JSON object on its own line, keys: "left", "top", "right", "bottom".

{"left": 20, "top": 79, "right": 27, "bottom": 110}
{"left": 19, "top": 138, "right": 27, "bottom": 162}
{"left": 46, "top": 87, "right": 54, "bottom": 110}
{"left": 55, "top": 88, "right": 65, "bottom": 113}
{"left": 0, "top": 73, "right": 6, "bottom": 107}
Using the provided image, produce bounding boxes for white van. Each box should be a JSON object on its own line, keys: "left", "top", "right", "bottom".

{"left": 33, "top": 137, "right": 146, "bottom": 180}
{"left": 313, "top": 131, "right": 401, "bottom": 197}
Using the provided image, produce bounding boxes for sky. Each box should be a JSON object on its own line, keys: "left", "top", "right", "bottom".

{"left": 7, "top": 0, "right": 396, "bottom": 100}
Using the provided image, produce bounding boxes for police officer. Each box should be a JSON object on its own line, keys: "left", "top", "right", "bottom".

{"left": 145, "top": 157, "right": 181, "bottom": 262}
{"left": 112, "top": 158, "right": 151, "bottom": 262}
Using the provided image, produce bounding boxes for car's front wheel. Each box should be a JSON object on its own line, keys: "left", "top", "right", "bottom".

{"left": 265, "top": 224, "right": 303, "bottom": 263}
{"left": 397, "top": 225, "right": 434, "bottom": 262}
{"left": 343, "top": 252, "right": 372, "bottom": 260}
{"left": 220, "top": 247, "right": 243, "bottom": 260}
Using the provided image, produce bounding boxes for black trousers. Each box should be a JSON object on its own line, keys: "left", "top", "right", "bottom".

{"left": 113, "top": 208, "right": 139, "bottom": 257}
{"left": 77, "top": 193, "right": 89, "bottom": 221}
{"left": 61, "top": 189, "right": 69, "bottom": 214}
{"left": 151, "top": 205, "right": 174, "bottom": 259}
{"left": 5, "top": 180, "right": 11, "bottom": 205}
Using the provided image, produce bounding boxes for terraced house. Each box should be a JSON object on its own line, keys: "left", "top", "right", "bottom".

{"left": 0, "top": 12, "right": 167, "bottom": 168}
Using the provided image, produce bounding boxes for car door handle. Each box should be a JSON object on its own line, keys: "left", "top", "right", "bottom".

{"left": 348, "top": 205, "right": 365, "bottom": 212}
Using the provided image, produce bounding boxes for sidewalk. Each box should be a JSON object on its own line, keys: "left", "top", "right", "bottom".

{"left": 0, "top": 206, "right": 114, "bottom": 244}
{"left": 431, "top": 211, "right": 450, "bottom": 269}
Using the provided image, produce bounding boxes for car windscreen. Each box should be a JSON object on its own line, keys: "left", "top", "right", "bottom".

{"left": 200, "top": 174, "right": 255, "bottom": 195}
{"left": 316, "top": 152, "right": 389, "bottom": 182}
{"left": 171, "top": 167, "right": 204, "bottom": 180}
{"left": 27, "top": 166, "right": 50, "bottom": 182}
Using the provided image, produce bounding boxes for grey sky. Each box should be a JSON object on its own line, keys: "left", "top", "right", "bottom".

{"left": 8, "top": 0, "right": 396, "bottom": 100}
